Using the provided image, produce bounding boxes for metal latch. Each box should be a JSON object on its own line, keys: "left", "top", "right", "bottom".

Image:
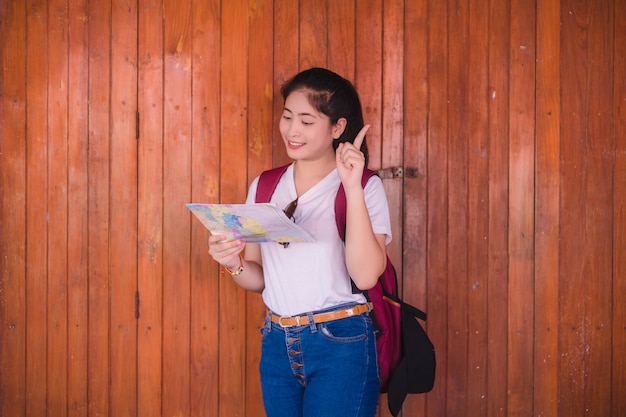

{"left": 377, "top": 167, "right": 418, "bottom": 179}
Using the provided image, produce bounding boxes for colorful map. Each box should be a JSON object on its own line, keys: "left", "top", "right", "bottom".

{"left": 187, "top": 203, "right": 315, "bottom": 244}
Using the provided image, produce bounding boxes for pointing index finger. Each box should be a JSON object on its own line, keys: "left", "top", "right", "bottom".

{"left": 353, "top": 124, "right": 370, "bottom": 151}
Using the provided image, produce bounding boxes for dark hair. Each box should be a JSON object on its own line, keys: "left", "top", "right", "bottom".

{"left": 281, "top": 67, "right": 369, "bottom": 165}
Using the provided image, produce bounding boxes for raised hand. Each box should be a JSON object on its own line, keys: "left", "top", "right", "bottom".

{"left": 336, "top": 124, "right": 370, "bottom": 190}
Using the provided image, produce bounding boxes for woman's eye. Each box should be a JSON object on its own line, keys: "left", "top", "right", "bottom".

{"left": 282, "top": 115, "right": 292, "bottom": 120}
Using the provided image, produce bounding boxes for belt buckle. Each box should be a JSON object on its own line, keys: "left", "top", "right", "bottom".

{"left": 278, "top": 315, "right": 300, "bottom": 327}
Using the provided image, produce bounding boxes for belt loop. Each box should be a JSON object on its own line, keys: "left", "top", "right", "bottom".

{"left": 306, "top": 312, "right": 316, "bottom": 332}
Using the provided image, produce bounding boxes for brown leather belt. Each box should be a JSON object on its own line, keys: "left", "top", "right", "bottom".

{"left": 270, "top": 303, "right": 373, "bottom": 328}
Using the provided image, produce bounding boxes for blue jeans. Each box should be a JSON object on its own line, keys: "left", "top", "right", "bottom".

{"left": 259, "top": 303, "right": 380, "bottom": 417}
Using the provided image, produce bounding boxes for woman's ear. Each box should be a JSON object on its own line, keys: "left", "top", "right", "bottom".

{"left": 332, "top": 118, "right": 347, "bottom": 139}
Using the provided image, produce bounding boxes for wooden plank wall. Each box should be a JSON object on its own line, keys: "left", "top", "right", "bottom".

{"left": 1, "top": 1, "right": 624, "bottom": 416}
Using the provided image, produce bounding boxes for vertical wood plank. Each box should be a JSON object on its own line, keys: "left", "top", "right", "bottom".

{"left": 426, "top": 1, "right": 449, "bottom": 416}
{"left": 446, "top": 0, "right": 469, "bottom": 414}
{"left": 87, "top": 0, "right": 111, "bottom": 414}
{"left": 466, "top": 0, "right": 490, "bottom": 414}
{"left": 0, "top": 1, "right": 27, "bottom": 416}
{"left": 110, "top": 0, "right": 138, "bottom": 415}
{"left": 67, "top": 1, "right": 90, "bottom": 415}
{"left": 299, "top": 0, "right": 327, "bottom": 69}
{"left": 534, "top": 0, "right": 560, "bottom": 415}
{"left": 355, "top": 0, "right": 382, "bottom": 169}
{"left": 162, "top": 0, "right": 193, "bottom": 414}
{"left": 507, "top": 0, "right": 535, "bottom": 416}
{"left": 47, "top": 1, "right": 70, "bottom": 414}
{"left": 327, "top": 0, "right": 355, "bottom": 79}
{"left": 381, "top": 0, "right": 404, "bottom": 265}
{"left": 272, "top": 0, "right": 298, "bottom": 166}
{"left": 219, "top": 2, "right": 249, "bottom": 416}
{"left": 559, "top": 1, "right": 589, "bottom": 415}
{"left": 486, "top": 1, "right": 510, "bottom": 416}
{"left": 613, "top": 2, "right": 626, "bottom": 415}
{"left": 137, "top": 0, "right": 164, "bottom": 415}
{"left": 24, "top": 1, "right": 49, "bottom": 415}
{"left": 402, "top": 0, "right": 429, "bottom": 415}
{"left": 246, "top": 0, "right": 273, "bottom": 415}
{"left": 189, "top": 1, "right": 220, "bottom": 416}
{"left": 380, "top": 0, "right": 405, "bottom": 408}
{"left": 584, "top": 0, "right": 614, "bottom": 414}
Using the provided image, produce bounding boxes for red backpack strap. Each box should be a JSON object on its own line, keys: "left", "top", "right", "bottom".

{"left": 255, "top": 164, "right": 291, "bottom": 203}
{"left": 334, "top": 168, "right": 379, "bottom": 241}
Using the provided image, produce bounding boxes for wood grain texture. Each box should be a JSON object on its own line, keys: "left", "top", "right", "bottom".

{"left": 219, "top": 2, "right": 248, "bottom": 416}
{"left": 189, "top": 1, "right": 221, "bottom": 416}
{"left": 534, "top": 0, "right": 560, "bottom": 415}
{"left": 137, "top": 0, "right": 165, "bottom": 415}
{"left": 24, "top": 1, "right": 48, "bottom": 415}
{"left": 0, "top": 1, "right": 27, "bottom": 416}
{"left": 0, "top": 1, "right": 624, "bottom": 416}
{"left": 507, "top": 0, "right": 536, "bottom": 415}
{"left": 110, "top": 1, "right": 139, "bottom": 415}
{"left": 613, "top": 3, "right": 626, "bottom": 416}
{"left": 67, "top": 0, "right": 90, "bottom": 415}
{"left": 87, "top": 0, "right": 112, "bottom": 414}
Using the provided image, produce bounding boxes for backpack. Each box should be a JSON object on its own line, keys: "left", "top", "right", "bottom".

{"left": 255, "top": 164, "right": 436, "bottom": 415}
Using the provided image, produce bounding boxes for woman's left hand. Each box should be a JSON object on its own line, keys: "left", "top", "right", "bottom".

{"left": 336, "top": 124, "right": 370, "bottom": 189}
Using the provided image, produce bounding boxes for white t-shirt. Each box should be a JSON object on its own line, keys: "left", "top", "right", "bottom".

{"left": 246, "top": 163, "right": 392, "bottom": 316}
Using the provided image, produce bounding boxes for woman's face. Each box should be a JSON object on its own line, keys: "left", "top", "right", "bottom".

{"left": 280, "top": 90, "right": 342, "bottom": 162}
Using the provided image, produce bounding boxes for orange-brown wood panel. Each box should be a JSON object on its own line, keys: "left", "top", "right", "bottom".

{"left": 559, "top": 1, "right": 597, "bottom": 416}
{"left": 508, "top": 0, "right": 535, "bottom": 415}
{"left": 486, "top": 1, "right": 510, "bottom": 416}
{"left": 0, "top": 2, "right": 27, "bottom": 417}
{"left": 447, "top": 0, "right": 470, "bottom": 415}
{"left": 67, "top": 1, "right": 90, "bottom": 415}
{"left": 426, "top": 1, "right": 449, "bottom": 417}
{"left": 162, "top": 0, "right": 193, "bottom": 415}
{"left": 272, "top": 0, "right": 298, "bottom": 166}
{"left": 299, "top": 0, "right": 328, "bottom": 70}
{"left": 137, "top": 0, "right": 165, "bottom": 415}
{"left": 381, "top": 0, "right": 404, "bottom": 267}
{"left": 87, "top": 0, "right": 111, "bottom": 415}
{"left": 110, "top": 0, "right": 139, "bottom": 414}
{"left": 355, "top": 0, "right": 382, "bottom": 170}
{"left": 24, "top": 0, "right": 48, "bottom": 415}
{"left": 189, "top": 1, "right": 221, "bottom": 416}
{"left": 380, "top": 4, "right": 404, "bottom": 415}
{"left": 402, "top": 1, "right": 429, "bottom": 416}
{"left": 47, "top": 1, "right": 70, "bottom": 414}
{"left": 560, "top": 1, "right": 592, "bottom": 415}
{"left": 534, "top": 0, "right": 561, "bottom": 415}
{"left": 246, "top": 1, "right": 274, "bottom": 415}
{"left": 2, "top": 2, "right": 626, "bottom": 417}
{"left": 466, "top": 0, "right": 490, "bottom": 415}
{"left": 585, "top": 1, "right": 614, "bottom": 415}
{"left": 614, "top": 3, "right": 626, "bottom": 416}
{"left": 328, "top": 0, "right": 356, "bottom": 80}
{"left": 219, "top": 2, "right": 249, "bottom": 416}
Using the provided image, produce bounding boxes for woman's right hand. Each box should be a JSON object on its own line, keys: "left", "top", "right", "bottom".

{"left": 207, "top": 234, "right": 245, "bottom": 270}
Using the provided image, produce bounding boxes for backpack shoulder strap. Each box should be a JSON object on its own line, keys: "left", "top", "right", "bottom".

{"left": 335, "top": 168, "right": 379, "bottom": 241}
{"left": 255, "top": 164, "right": 291, "bottom": 203}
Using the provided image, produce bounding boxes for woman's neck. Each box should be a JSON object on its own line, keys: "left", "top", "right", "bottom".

{"left": 292, "top": 155, "right": 336, "bottom": 196}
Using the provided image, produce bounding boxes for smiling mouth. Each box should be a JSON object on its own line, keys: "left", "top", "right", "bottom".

{"left": 288, "top": 141, "right": 305, "bottom": 148}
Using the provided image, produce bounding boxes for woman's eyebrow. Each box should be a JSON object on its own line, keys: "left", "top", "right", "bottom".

{"left": 283, "top": 106, "right": 318, "bottom": 118}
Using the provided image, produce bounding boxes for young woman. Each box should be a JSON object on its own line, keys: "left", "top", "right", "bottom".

{"left": 207, "top": 67, "right": 392, "bottom": 417}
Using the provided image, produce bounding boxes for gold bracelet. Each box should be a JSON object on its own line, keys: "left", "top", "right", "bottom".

{"left": 224, "top": 254, "right": 244, "bottom": 276}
